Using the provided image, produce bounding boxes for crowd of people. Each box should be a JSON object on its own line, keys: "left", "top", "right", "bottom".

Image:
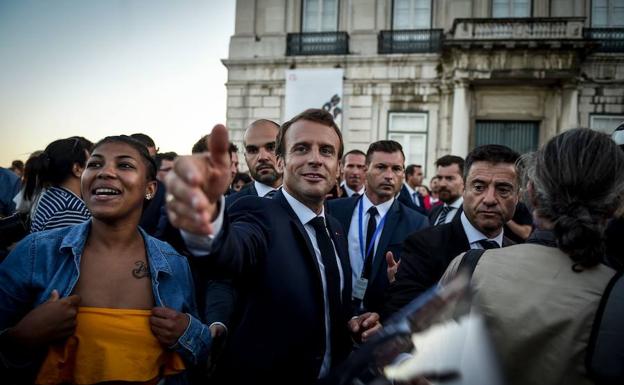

{"left": 0, "top": 109, "right": 623, "bottom": 385}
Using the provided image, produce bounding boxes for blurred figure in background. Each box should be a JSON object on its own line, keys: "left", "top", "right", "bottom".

{"left": 231, "top": 172, "right": 251, "bottom": 192}
{"left": 155, "top": 152, "right": 178, "bottom": 183}
{"left": 9, "top": 160, "right": 24, "bottom": 179}
{"left": 28, "top": 137, "right": 93, "bottom": 232}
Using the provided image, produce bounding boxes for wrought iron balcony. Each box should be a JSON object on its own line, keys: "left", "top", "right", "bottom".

{"left": 378, "top": 29, "right": 443, "bottom": 54}
{"left": 584, "top": 28, "right": 624, "bottom": 52}
{"left": 450, "top": 17, "right": 585, "bottom": 40}
{"left": 286, "top": 32, "right": 349, "bottom": 56}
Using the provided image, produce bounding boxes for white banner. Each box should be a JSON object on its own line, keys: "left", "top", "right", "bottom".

{"left": 284, "top": 68, "right": 344, "bottom": 125}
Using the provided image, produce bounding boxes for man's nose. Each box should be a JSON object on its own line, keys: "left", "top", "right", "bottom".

{"left": 483, "top": 186, "right": 497, "bottom": 204}
{"left": 258, "top": 146, "right": 271, "bottom": 160}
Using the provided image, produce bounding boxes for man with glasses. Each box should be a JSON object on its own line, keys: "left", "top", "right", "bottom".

{"left": 226, "top": 119, "right": 283, "bottom": 206}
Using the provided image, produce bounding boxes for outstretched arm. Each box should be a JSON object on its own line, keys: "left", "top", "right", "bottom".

{"left": 165, "top": 124, "right": 231, "bottom": 235}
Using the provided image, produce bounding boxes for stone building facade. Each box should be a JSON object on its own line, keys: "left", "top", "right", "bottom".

{"left": 223, "top": 0, "right": 624, "bottom": 175}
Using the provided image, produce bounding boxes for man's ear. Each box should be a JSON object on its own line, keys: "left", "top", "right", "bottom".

{"left": 276, "top": 156, "right": 284, "bottom": 172}
{"left": 526, "top": 181, "right": 538, "bottom": 209}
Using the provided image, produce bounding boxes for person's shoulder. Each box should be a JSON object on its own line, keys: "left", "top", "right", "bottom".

{"left": 327, "top": 196, "right": 357, "bottom": 211}
{"left": 225, "top": 184, "right": 257, "bottom": 205}
{"left": 396, "top": 200, "right": 428, "bottom": 221}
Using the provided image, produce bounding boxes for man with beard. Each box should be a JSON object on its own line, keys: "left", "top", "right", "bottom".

{"left": 339, "top": 150, "right": 366, "bottom": 197}
{"left": 226, "top": 119, "right": 283, "bottom": 206}
{"left": 428, "top": 155, "right": 465, "bottom": 225}
{"left": 384, "top": 145, "right": 519, "bottom": 317}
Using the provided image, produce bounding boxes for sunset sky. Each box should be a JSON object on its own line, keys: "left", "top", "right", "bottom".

{"left": 0, "top": 0, "right": 235, "bottom": 167}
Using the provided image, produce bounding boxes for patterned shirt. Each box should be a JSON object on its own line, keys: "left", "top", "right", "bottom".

{"left": 30, "top": 187, "right": 91, "bottom": 232}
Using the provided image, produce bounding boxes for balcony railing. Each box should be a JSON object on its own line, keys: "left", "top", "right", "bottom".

{"left": 584, "top": 28, "right": 624, "bottom": 52}
{"left": 286, "top": 32, "right": 349, "bottom": 56}
{"left": 450, "top": 17, "right": 585, "bottom": 40}
{"left": 378, "top": 29, "right": 443, "bottom": 53}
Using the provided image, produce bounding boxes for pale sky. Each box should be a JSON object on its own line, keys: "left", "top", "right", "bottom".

{"left": 0, "top": 0, "right": 236, "bottom": 167}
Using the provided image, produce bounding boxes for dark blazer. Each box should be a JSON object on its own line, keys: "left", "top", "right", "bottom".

{"left": 384, "top": 212, "right": 513, "bottom": 319}
{"left": 208, "top": 190, "right": 353, "bottom": 385}
{"left": 225, "top": 182, "right": 259, "bottom": 207}
{"left": 428, "top": 202, "right": 463, "bottom": 225}
{"left": 327, "top": 196, "right": 429, "bottom": 314}
{"left": 397, "top": 184, "right": 427, "bottom": 215}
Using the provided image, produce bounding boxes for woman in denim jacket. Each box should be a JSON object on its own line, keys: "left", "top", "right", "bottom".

{"left": 0, "top": 136, "right": 211, "bottom": 384}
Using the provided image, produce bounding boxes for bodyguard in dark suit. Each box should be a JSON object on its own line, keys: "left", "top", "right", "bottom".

{"left": 165, "top": 109, "right": 381, "bottom": 385}
{"left": 226, "top": 119, "right": 283, "bottom": 207}
{"left": 385, "top": 145, "right": 521, "bottom": 318}
{"left": 397, "top": 164, "right": 427, "bottom": 215}
{"left": 397, "top": 184, "right": 426, "bottom": 214}
{"left": 428, "top": 155, "right": 465, "bottom": 226}
{"left": 328, "top": 141, "right": 428, "bottom": 315}
{"left": 338, "top": 149, "right": 367, "bottom": 198}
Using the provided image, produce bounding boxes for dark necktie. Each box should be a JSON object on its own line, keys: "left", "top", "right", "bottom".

{"left": 308, "top": 217, "right": 343, "bottom": 360}
{"left": 264, "top": 190, "right": 277, "bottom": 199}
{"left": 352, "top": 192, "right": 360, "bottom": 197}
{"left": 362, "top": 206, "right": 378, "bottom": 279}
{"left": 478, "top": 239, "right": 500, "bottom": 250}
{"left": 412, "top": 192, "right": 420, "bottom": 206}
{"left": 436, "top": 206, "right": 452, "bottom": 225}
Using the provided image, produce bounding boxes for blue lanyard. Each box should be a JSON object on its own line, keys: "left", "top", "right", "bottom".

{"left": 358, "top": 198, "right": 387, "bottom": 261}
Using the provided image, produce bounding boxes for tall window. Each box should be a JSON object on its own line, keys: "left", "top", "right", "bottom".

{"left": 302, "top": 0, "right": 339, "bottom": 32}
{"left": 393, "top": 0, "right": 432, "bottom": 29}
{"left": 590, "top": 114, "right": 624, "bottom": 134}
{"left": 492, "top": 0, "right": 531, "bottom": 17}
{"left": 592, "top": 0, "right": 624, "bottom": 27}
{"left": 388, "top": 112, "right": 428, "bottom": 169}
{"left": 475, "top": 121, "right": 538, "bottom": 154}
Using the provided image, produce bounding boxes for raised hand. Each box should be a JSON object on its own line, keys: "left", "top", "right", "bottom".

{"left": 165, "top": 124, "right": 231, "bottom": 234}
{"left": 7, "top": 290, "right": 81, "bottom": 348}
{"left": 386, "top": 251, "right": 400, "bottom": 283}
{"left": 150, "top": 307, "right": 190, "bottom": 347}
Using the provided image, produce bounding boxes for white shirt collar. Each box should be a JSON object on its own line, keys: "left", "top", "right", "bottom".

{"left": 343, "top": 184, "right": 365, "bottom": 197}
{"left": 361, "top": 193, "right": 394, "bottom": 219}
{"left": 460, "top": 211, "right": 504, "bottom": 247}
{"left": 282, "top": 187, "right": 323, "bottom": 225}
{"left": 254, "top": 180, "right": 279, "bottom": 198}
{"left": 447, "top": 196, "right": 464, "bottom": 209}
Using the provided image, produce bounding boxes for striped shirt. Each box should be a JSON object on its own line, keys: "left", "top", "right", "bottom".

{"left": 30, "top": 187, "right": 91, "bottom": 232}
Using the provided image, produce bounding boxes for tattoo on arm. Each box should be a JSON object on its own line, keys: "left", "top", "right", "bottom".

{"left": 132, "top": 261, "right": 151, "bottom": 279}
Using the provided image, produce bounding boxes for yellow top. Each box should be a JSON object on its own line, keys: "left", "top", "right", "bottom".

{"left": 36, "top": 307, "right": 185, "bottom": 385}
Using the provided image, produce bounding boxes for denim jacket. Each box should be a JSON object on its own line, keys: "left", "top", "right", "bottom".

{"left": 0, "top": 220, "right": 211, "bottom": 383}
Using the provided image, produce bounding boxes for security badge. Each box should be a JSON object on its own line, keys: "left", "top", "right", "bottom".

{"left": 353, "top": 277, "right": 368, "bottom": 300}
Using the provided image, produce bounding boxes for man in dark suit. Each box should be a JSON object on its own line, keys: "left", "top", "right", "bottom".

{"left": 328, "top": 141, "right": 428, "bottom": 315}
{"left": 165, "top": 109, "right": 381, "bottom": 385}
{"left": 397, "top": 164, "right": 427, "bottom": 215}
{"left": 428, "top": 155, "right": 465, "bottom": 226}
{"left": 385, "top": 144, "right": 520, "bottom": 318}
{"left": 226, "top": 119, "right": 283, "bottom": 206}
{"left": 338, "top": 149, "right": 366, "bottom": 198}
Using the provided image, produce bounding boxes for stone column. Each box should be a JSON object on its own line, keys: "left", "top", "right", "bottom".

{"left": 560, "top": 85, "right": 579, "bottom": 131}
{"left": 451, "top": 81, "right": 470, "bottom": 157}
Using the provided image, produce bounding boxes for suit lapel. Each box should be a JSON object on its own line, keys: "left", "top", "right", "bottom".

{"left": 275, "top": 191, "right": 317, "bottom": 263}
{"left": 326, "top": 218, "right": 351, "bottom": 307}
{"left": 450, "top": 211, "right": 471, "bottom": 252}
{"left": 275, "top": 191, "right": 326, "bottom": 294}
{"left": 369, "top": 200, "right": 399, "bottom": 282}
